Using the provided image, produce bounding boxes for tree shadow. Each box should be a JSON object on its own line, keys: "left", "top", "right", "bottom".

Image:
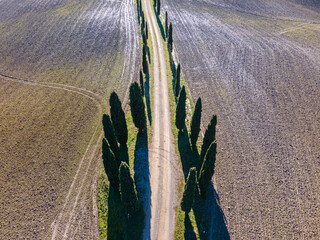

{"left": 153, "top": 6, "right": 166, "bottom": 41}
{"left": 147, "top": 46, "right": 151, "bottom": 64}
{"left": 144, "top": 72, "right": 152, "bottom": 125}
{"left": 185, "top": 212, "right": 197, "bottom": 240}
{"left": 178, "top": 128, "right": 230, "bottom": 240}
{"left": 134, "top": 126, "right": 151, "bottom": 239}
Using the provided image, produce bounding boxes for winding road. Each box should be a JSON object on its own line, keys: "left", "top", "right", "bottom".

{"left": 143, "top": 0, "right": 177, "bottom": 239}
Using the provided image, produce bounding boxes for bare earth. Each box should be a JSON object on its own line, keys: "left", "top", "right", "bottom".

{"left": 163, "top": 0, "right": 320, "bottom": 239}
{"left": 143, "top": 0, "right": 178, "bottom": 239}
{"left": 0, "top": 0, "right": 139, "bottom": 239}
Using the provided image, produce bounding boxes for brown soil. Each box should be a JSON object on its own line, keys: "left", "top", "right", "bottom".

{"left": 0, "top": 0, "right": 140, "bottom": 239}
{"left": 163, "top": 0, "right": 320, "bottom": 239}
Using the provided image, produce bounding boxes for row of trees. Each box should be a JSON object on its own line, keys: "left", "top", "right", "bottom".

{"left": 163, "top": 12, "right": 218, "bottom": 213}
{"left": 102, "top": 92, "right": 141, "bottom": 218}
{"left": 102, "top": 0, "right": 149, "bottom": 220}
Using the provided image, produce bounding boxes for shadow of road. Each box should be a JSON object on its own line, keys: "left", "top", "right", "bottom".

{"left": 134, "top": 127, "right": 151, "bottom": 239}
{"left": 178, "top": 129, "right": 230, "bottom": 240}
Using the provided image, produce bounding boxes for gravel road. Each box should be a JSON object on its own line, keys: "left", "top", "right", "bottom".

{"left": 143, "top": 0, "right": 178, "bottom": 239}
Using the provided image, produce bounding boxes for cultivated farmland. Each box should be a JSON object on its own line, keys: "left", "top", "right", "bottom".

{"left": 163, "top": 0, "right": 320, "bottom": 238}
{"left": 0, "top": 0, "right": 139, "bottom": 239}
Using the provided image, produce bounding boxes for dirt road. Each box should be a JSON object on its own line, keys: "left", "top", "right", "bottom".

{"left": 143, "top": 0, "right": 177, "bottom": 239}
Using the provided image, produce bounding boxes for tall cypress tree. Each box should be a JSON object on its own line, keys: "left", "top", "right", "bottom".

{"left": 102, "top": 138, "right": 119, "bottom": 191}
{"left": 139, "top": 70, "right": 144, "bottom": 96}
{"left": 200, "top": 114, "right": 217, "bottom": 163}
{"left": 181, "top": 167, "right": 197, "bottom": 213}
{"left": 175, "top": 86, "right": 186, "bottom": 131}
{"left": 142, "top": 44, "right": 148, "bottom": 74}
{"left": 142, "top": 31, "right": 147, "bottom": 46}
{"left": 119, "top": 162, "right": 140, "bottom": 217}
{"left": 157, "top": 0, "right": 160, "bottom": 15}
{"left": 168, "top": 23, "right": 173, "bottom": 49}
{"left": 198, "top": 142, "right": 216, "bottom": 199}
{"left": 102, "top": 114, "right": 120, "bottom": 162}
{"left": 165, "top": 11, "right": 168, "bottom": 37}
{"left": 109, "top": 92, "right": 128, "bottom": 146}
{"left": 129, "top": 82, "right": 146, "bottom": 130}
{"left": 175, "top": 63, "right": 181, "bottom": 97}
{"left": 145, "top": 21, "right": 148, "bottom": 40}
{"left": 190, "top": 98, "right": 202, "bottom": 147}
{"left": 139, "top": 0, "right": 142, "bottom": 16}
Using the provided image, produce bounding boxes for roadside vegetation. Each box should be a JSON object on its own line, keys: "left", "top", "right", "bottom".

{"left": 98, "top": 1, "right": 152, "bottom": 238}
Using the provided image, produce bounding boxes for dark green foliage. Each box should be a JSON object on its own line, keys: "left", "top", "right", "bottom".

{"left": 109, "top": 92, "right": 128, "bottom": 146}
{"left": 102, "top": 114, "right": 120, "bottom": 162}
{"left": 119, "top": 162, "right": 140, "bottom": 217}
{"left": 175, "top": 63, "right": 181, "bottom": 97}
{"left": 157, "top": 0, "right": 160, "bottom": 15}
{"left": 190, "top": 98, "right": 202, "bottom": 147}
{"left": 142, "top": 44, "right": 148, "bottom": 74}
{"left": 145, "top": 21, "right": 148, "bottom": 40}
{"left": 139, "top": 0, "right": 142, "bottom": 20}
{"left": 198, "top": 142, "right": 217, "bottom": 199}
{"left": 139, "top": 70, "right": 144, "bottom": 96}
{"left": 181, "top": 167, "right": 197, "bottom": 213}
{"left": 129, "top": 82, "right": 146, "bottom": 130}
{"left": 168, "top": 23, "right": 173, "bottom": 49}
{"left": 200, "top": 114, "right": 217, "bottom": 163}
{"left": 102, "top": 138, "right": 119, "bottom": 191}
{"left": 165, "top": 11, "right": 168, "bottom": 37}
{"left": 119, "top": 144, "right": 129, "bottom": 164}
{"left": 142, "top": 31, "right": 147, "bottom": 45}
{"left": 175, "top": 86, "right": 186, "bottom": 131}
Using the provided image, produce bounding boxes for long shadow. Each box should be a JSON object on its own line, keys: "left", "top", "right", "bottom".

{"left": 144, "top": 72, "right": 152, "bottom": 125}
{"left": 134, "top": 126, "right": 151, "bottom": 239}
{"left": 178, "top": 128, "right": 230, "bottom": 240}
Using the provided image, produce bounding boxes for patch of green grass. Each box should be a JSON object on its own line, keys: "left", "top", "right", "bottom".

{"left": 283, "top": 24, "right": 320, "bottom": 46}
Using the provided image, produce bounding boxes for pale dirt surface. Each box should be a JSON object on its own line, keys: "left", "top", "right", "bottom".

{"left": 143, "top": 0, "right": 178, "bottom": 239}
{"left": 163, "top": 0, "right": 320, "bottom": 239}
{"left": 0, "top": 0, "right": 140, "bottom": 239}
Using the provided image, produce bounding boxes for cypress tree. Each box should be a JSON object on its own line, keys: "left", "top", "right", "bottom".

{"left": 102, "top": 138, "right": 119, "bottom": 191}
{"left": 102, "top": 114, "right": 120, "bottom": 162}
{"left": 157, "top": 0, "right": 160, "bottom": 15}
{"left": 139, "top": 70, "right": 144, "bottom": 96}
{"left": 175, "top": 86, "right": 186, "bottom": 131}
{"left": 190, "top": 98, "right": 202, "bottom": 147}
{"left": 168, "top": 23, "right": 173, "bottom": 49}
{"left": 129, "top": 82, "right": 146, "bottom": 130}
{"left": 119, "top": 162, "right": 140, "bottom": 217}
{"left": 139, "top": 0, "right": 142, "bottom": 19}
{"left": 198, "top": 142, "right": 216, "bottom": 199}
{"left": 119, "top": 144, "right": 129, "bottom": 164}
{"left": 109, "top": 92, "right": 128, "bottom": 146}
{"left": 145, "top": 21, "right": 148, "bottom": 40}
{"left": 142, "top": 44, "right": 148, "bottom": 74}
{"left": 200, "top": 114, "right": 217, "bottom": 163}
{"left": 181, "top": 167, "right": 197, "bottom": 213}
{"left": 165, "top": 11, "right": 168, "bottom": 37}
{"left": 142, "top": 31, "right": 147, "bottom": 46}
{"left": 175, "top": 64, "right": 181, "bottom": 97}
